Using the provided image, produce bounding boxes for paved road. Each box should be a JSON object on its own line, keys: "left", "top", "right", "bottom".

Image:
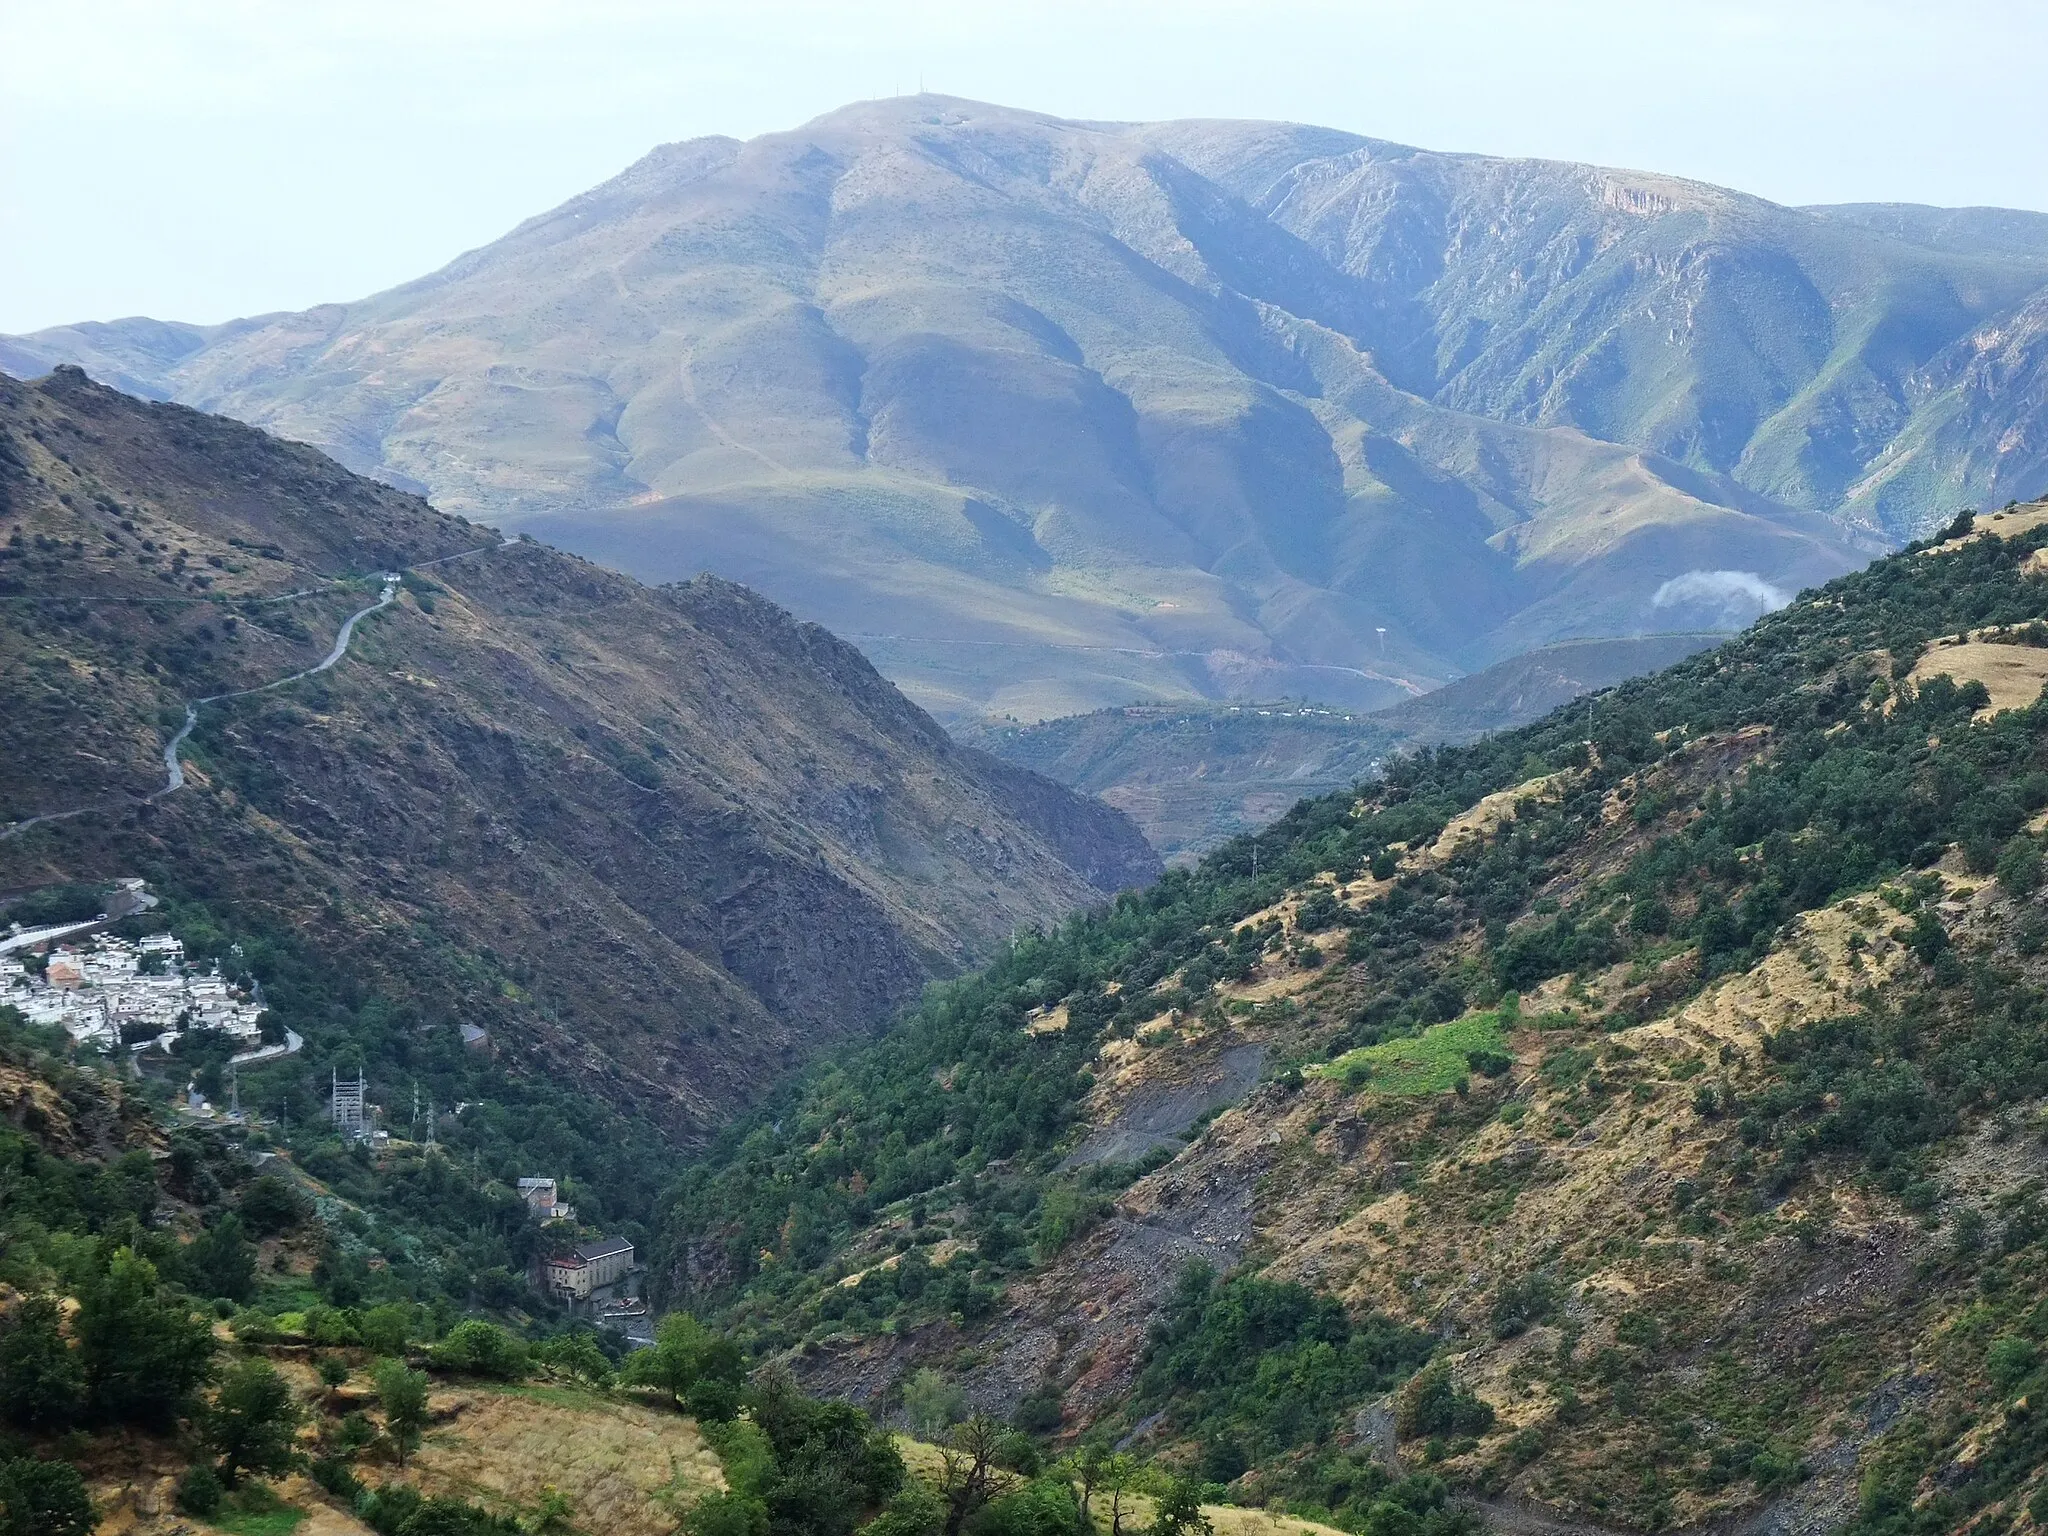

{"left": 4, "top": 534, "right": 516, "bottom": 845}
{"left": 159, "top": 575, "right": 398, "bottom": 795}
{"left": 2, "top": 568, "right": 416, "bottom": 843}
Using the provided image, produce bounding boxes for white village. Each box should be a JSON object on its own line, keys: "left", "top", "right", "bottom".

{"left": 1, "top": 911, "right": 269, "bottom": 1055}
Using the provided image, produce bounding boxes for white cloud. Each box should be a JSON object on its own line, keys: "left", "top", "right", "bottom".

{"left": 1650, "top": 570, "right": 1792, "bottom": 629}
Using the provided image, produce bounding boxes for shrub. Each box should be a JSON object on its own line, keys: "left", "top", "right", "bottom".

{"left": 0, "top": 1459, "right": 98, "bottom": 1536}
{"left": 1396, "top": 1366, "right": 1494, "bottom": 1440}
{"left": 1987, "top": 1335, "right": 2039, "bottom": 1393}
{"left": 1997, "top": 837, "right": 2044, "bottom": 897}
{"left": 971, "top": 1478, "right": 1080, "bottom": 1536}
{"left": 432, "top": 1321, "right": 528, "bottom": 1380}
{"left": 680, "top": 1493, "right": 768, "bottom": 1536}
{"left": 175, "top": 1464, "right": 224, "bottom": 1518}
{"left": 1488, "top": 1273, "right": 1561, "bottom": 1340}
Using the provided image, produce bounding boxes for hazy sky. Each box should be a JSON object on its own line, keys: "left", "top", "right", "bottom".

{"left": 5, "top": 0, "right": 2046, "bottom": 334}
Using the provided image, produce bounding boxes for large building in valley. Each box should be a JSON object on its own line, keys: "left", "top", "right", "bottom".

{"left": 542, "top": 1235, "right": 636, "bottom": 1301}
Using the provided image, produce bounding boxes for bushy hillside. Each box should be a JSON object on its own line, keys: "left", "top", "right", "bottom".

{"left": 652, "top": 502, "right": 2048, "bottom": 1535}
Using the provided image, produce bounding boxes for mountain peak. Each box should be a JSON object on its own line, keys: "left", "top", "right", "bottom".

{"left": 8, "top": 99, "right": 2048, "bottom": 724}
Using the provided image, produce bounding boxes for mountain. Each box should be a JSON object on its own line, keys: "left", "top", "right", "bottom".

{"left": 956, "top": 703, "right": 1399, "bottom": 864}
{"left": 1365, "top": 631, "right": 1726, "bottom": 740}
{"left": 652, "top": 502, "right": 2048, "bottom": 1535}
{"left": 27, "top": 100, "right": 2048, "bottom": 723}
{"left": 965, "top": 634, "right": 1728, "bottom": 859}
{"left": 0, "top": 366, "right": 1156, "bottom": 1149}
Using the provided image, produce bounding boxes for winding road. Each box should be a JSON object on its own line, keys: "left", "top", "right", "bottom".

{"left": 157, "top": 574, "right": 398, "bottom": 796}
{"left": 3, "top": 536, "right": 511, "bottom": 845}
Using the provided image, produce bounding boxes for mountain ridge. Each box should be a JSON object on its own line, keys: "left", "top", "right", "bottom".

{"left": 25, "top": 97, "right": 2048, "bottom": 721}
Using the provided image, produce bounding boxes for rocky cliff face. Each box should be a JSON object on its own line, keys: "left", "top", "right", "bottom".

{"left": 0, "top": 367, "right": 1157, "bottom": 1136}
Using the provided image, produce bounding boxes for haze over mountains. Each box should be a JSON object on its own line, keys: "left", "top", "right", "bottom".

{"left": 9, "top": 97, "right": 2048, "bottom": 722}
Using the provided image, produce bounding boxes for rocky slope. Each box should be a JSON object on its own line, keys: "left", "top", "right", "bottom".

{"left": 656, "top": 503, "right": 2048, "bottom": 1534}
{"left": 46, "top": 97, "right": 2048, "bottom": 717}
{"left": 0, "top": 367, "right": 1156, "bottom": 1140}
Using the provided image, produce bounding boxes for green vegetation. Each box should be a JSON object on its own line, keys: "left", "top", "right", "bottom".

{"left": 1129, "top": 1264, "right": 1435, "bottom": 1467}
{"left": 202, "top": 1359, "right": 304, "bottom": 1485}
{"left": 0, "top": 1457, "right": 97, "bottom": 1536}
{"left": 139, "top": 887, "right": 678, "bottom": 1301}
{"left": 1318, "top": 1010, "right": 1507, "bottom": 1095}
{"left": 693, "top": 1369, "right": 904, "bottom": 1536}
{"left": 645, "top": 517, "right": 2048, "bottom": 1530}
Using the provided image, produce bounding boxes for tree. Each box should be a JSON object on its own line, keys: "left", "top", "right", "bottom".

{"left": 901, "top": 1368, "right": 965, "bottom": 1440}
{"left": 1097, "top": 1454, "right": 1137, "bottom": 1536}
{"left": 374, "top": 1360, "right": 431, "bottom": 1468}
{"left": 236, "top": 1175, "right": 311, "bottom": 1236}
{"left": 181, "top": 1215, "right": 257, "bottom": 1304}
{"left": 535, "top": 1331, "right": 612, "bottom": 1387}
{"left": 1058, "top": 1444, "right": 1111, "bottom": 1535}
{"left": 0, "top": 1458, "right": 97, "bottom": 1536}
{"left": 617, "top": 1314, "right": 744, "bottom": 1413}
{"left": 0, "top": 1297, "right": 85, "bottom": 1432}
{"left": 1143, "top": 1479, "right": 1211, "bottom": 1536}
{"left": 359, "top": 1303, "right": 415, "bottom": 1356}
{"left": 431, "top": 1321, "right": 528, "bottom": 1380}
{"left": 73, "top": 1249, "right": 214, "bottom": 1429}
{"left": 938, "top": 1414, "right": 1003, "bottom": 1536}
{"left": 203, "top": 1359, "right": 304, "bottom": 1486}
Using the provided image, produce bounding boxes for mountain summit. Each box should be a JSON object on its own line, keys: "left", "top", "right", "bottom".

{"left": 9, "top": 97, "right": 2048, "bottom": 718}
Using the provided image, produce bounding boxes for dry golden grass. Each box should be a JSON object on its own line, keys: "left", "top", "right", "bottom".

{"left": 379, "top": 1384, "right": 723, "bottom": 1536}
{"left": 1908, "top": 641, "right": 2048, "bottom": 717}
{"left": 1952, "top": 501, "right": 2048, "bottom": 547}
{"left": 1417, "top": 773, "right": 1572, "bottom": 867}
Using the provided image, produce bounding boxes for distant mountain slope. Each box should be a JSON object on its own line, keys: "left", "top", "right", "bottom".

{"left": 957, "top": 704, "right": 1400, "bottom": 861}
{"left": 0, "top": 367, "right": 1156, "bottom": 1138}
{"left": 38, "top": 97, "right": 2048, "bottom": 718}
{"left": 963, "top": 634, "right": 1726, "bottom": 857}
{"left": 1369, "top": 632, "right": 1726, "bottom": 742}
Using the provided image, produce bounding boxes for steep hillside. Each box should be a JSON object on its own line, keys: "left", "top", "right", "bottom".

{"left": 965, "top": 636, "right": 1727, "bottom": 859}
{"left": 654, "top": 502, "right": 2048, "bottom": 1536}
{"left": 47, "top": 97, "right": 2048, "bottom": 717}
{"left": 0, "top": 367, "right": 1156, "bottom": 1153}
